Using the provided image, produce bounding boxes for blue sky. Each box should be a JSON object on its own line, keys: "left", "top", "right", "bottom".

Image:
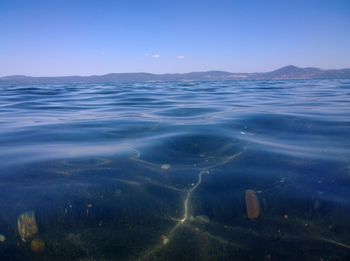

{"left": 1, "top": 0, "right": 349, "bottom": 76}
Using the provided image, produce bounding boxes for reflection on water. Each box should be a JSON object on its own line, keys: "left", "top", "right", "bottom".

{"left": 0, "top": 80, "right": 350, "bottom": 260}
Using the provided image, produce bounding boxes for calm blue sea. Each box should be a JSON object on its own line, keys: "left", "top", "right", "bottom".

{"left": 0, "top": 80, "right": 350, "bottom": 260}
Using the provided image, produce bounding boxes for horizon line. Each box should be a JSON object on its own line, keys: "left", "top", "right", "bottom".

{"left": 1, "top": 65, "right": 350, "bottom": 78}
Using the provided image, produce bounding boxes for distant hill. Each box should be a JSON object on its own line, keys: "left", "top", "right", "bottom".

{"left": 1, "top": 66, "right": 350, "bottom": 84}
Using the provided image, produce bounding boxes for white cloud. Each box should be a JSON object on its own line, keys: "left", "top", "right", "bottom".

{"left": 153, "top": 54, "right": 160, "bottom": 59}
{"left": 176, "top": 55, "right": 185, "bottom": 59}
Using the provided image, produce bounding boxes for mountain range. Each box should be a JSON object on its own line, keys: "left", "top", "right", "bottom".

{"left": 1, "top": 65, "right": 350, "bottom": 84}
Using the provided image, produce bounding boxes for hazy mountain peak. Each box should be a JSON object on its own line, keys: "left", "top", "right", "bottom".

{"left": 272, "top": 65, "right": 304, "bottom": 73}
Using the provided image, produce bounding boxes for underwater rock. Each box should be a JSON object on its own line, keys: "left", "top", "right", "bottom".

{"left": 191, "top": 215, "right": 210, "bottom": 225}
{"left": 161, "top": 164, "right": 171, "bottom": 170}
{"left": 0, "top": 234, "right": 5, "bottom": 242}
{"left": 245, "top": 189, "right": 261, "bottom": 220}
{"left": 17, "top": 211, "right": 39, "bottom": 242}
{"left": 31, "top": 238, "right": 45, "bottom": 253}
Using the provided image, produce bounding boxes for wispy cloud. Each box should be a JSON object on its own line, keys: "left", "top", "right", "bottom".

{"left": 153, "top": 54, "right": 160, "bottom": 59}
{"left": 100, "top": 50, "right": 105, "bottom": 56}
{"left": 176, "top": 55, "right": 185, "bottom": 59}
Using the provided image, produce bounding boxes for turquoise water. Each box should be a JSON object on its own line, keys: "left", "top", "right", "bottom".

{"left": 0, "top": 80, "right": 350, "bottom": 260}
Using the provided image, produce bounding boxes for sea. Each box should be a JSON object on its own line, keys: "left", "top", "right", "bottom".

{"left": 0, "top": 80, "right": 349, "bottom": 260}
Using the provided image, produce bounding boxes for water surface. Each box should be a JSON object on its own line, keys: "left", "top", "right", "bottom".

{"left": 0, "top": 80, "right": 350, "bottom": 260}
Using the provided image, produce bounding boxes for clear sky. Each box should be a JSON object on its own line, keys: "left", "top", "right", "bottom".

{"left": 1, "top": 0, "right": 350, "bottom": 76}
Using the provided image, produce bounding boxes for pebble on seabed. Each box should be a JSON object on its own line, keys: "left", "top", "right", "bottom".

{"left": 245, "top": 189, "right": 261, "bottom": 220}
{"left": 17, "top": 211, "right": 39, "bottom": 242}
{"left": 160, "top": 235, "right": 170, "bottom": 245}
{"left": 191, "top": 215, "right": 210, "bottom": 225}
{"left": 0, "top": 234, "right": 6, "bottom": 242}
{"left": 313, "top": 200, "right": 321, "bottom": 210}
{"left": 31, "top": 238, "right": 45, "bottom": 253}
{"left": 161, "top": 164, "right": 171, "bottom": 170}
